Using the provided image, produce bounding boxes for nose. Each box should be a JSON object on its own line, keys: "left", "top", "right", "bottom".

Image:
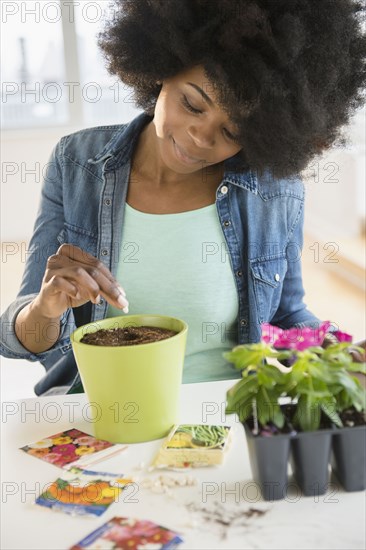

{"left": 187, "top": 122, "right": 216, "bottom": 149}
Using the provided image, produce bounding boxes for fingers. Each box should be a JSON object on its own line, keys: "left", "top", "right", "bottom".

{"left": 47, "top": 275, "right": 79, "bottom": 299}
{"left": 46, "top": 265, "right": 129, "bottom": 310}
{"left": 46, "top": 245, "right": 128, "bottom": 310}
{"left": 55, "top": 244, "right": 127, "bottom": 296}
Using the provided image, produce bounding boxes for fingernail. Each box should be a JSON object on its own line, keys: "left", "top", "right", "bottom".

{"left": 117, "top": 294, "right": 129, "bottom": 309}
{"left": 118, "top": 286, "right": 127, "bottom": 297}
{"left": 122, "top": 306, "right": 129, "bottom": 314}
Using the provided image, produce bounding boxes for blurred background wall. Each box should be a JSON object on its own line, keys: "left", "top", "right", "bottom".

{"left": 1, "top": 1, "right": 365, "bottom": 398}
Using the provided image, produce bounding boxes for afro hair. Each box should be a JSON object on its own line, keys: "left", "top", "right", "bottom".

{"left": 98, "top": 0, "right": 366, "bottom": 178}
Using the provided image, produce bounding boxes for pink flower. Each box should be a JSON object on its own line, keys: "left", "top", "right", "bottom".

{"left": 333, "top": 330, "right": 352, "bottom": 343}
{"left": 261, "top": 321, "right": 333, "bottom": 350}
{"left": 42, "top": 452, "right": 63, "bottom": 464}
{"left": 53, "top": 444, "right": 76, "bottom": 455}
{"left": 54, "top": 454, "right": 78, "bottom": 466}
{"left": 92, "top": 440, "right": 113, "bottom": 451}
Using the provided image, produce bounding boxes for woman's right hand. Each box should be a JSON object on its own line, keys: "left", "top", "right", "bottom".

{"left": 33, "top": 244, "right": 129, "bottom": 319}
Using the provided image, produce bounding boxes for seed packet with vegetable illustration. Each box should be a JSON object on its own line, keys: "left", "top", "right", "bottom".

{"left": 20, "top": 428, "right": 126, "bottom": 469}
{"left": 70, "top": 516, "right": 183, "bottom": 549}
{"left": 35, "top": 467, "right": 134, "bottom": 517}
{"left": 152, "top": 424, "right": 232, "bottom": 469}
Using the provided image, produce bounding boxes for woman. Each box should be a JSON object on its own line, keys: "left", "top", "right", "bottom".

{"left": 1, "top": 0, "right": 365, "bottom": 395}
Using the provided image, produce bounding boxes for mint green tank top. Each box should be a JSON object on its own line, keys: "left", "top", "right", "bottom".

{"left": 106, "top": 202, "right": 241, "bottom": 383}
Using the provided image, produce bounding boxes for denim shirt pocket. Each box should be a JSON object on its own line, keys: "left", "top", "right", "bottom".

{"left": 250, "top": 255, "right": 288, "bottom": 322}
{"left": 57, "top": 224, "right": 97, "bottom": 255}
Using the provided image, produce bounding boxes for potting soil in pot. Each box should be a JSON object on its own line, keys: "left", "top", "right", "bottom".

{"left": 80, "top": 326, "right": 177, "bottom": 346}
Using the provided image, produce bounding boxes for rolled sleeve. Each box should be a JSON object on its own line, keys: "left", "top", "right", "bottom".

{"left": 0, "top": 294, "right": 74, "bottom": 361}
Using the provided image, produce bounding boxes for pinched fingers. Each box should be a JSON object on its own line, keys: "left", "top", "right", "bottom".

{"left": 54, "top": 244, "right": 127, "bottom": 295}
{"left": 45, "top": 263, "right": 128, "bottom": 310}
{"left": 46, "top": 275, "right": 80, "bottom": 300}
{"left": 56, "top": 244, "right": 111, "bottom": 275}
{"left": 46, "top": 245, "right": 128, "bottom": 310}
{"left": 87, "top": 265, "right": 129, "bottom": 309}
{"left": 46, "top": 267, "right": 101, "bottom": 304}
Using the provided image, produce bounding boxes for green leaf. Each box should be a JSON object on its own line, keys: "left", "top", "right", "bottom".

{"left": 346, "top": 362, "right": 366, "bottom": 374}
{"left": 307, "top": 346, "right": 326, "bottom": 355}
{"left": 290, "top": 359, "right": 309, "bottom": 381}
{"left": 226, "top": 379, "right": 243, "bottom": 400}
{"left": 225, "top": 393, "right": 257, "bottom": 422}
{"left": 256, "top": 386, "right": 283, "bottom": 427}
{"left": 322, "top": 343, "right": 359, "bottom": 357}
{"left": 320, "top": 397, "right": 343, "bottom": 428}
{"left": 262, "top": 363, "right": 287, "bottom": 384}
{"left": 335, "top": 390, "right": 350, "bottom": 412}
{"left": 295, "top": 388, "right": 331, "bottom": 398}
{"left": 332, "top": 372, "right": 359, "bottom": 393}
{"left": 295, "top": 377, "right": 331, "bottom": 399}
{"left": 294, "top": 395, "right": 321, "bottom": 431}
{"left": 272, "top": 403, "right": 285, "bottom": 429}
{"left": 226, "top": 375, "right": 259, "bottom": 409}
{"left": 237, "top": 399, "right": 256, "bottom": 423}
{"left": 56, "top": 479, "right": 69, "bottom": 490}
{"left": 345, "top": 387, "right": 366, "bottom": 411}
{"left": 223, "top": 343, "right": 280, "bottom": 371}
{"left": 257, "top": 370, "right": 275, "bottom": 388}
{"left": 257, "top": 390, "right": 271, "bottom": 426}
{"left": 307, "top": 363, "right": 337, "bottom": 383}
{"left": 226, "top": 394, "right": 254, "bottom": 418}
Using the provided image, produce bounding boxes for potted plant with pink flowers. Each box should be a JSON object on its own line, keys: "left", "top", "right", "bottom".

{"left": 224, "top": 322, "right": 366, "bottom": 501}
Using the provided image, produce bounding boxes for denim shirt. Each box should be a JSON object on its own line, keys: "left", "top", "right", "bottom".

{"left": 0, "top": 112, "right": 319, "bottom": 395}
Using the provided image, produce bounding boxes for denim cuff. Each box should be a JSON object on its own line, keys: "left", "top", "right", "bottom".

{"left": 0, "top": 294, "right": 72, "bottom": 361}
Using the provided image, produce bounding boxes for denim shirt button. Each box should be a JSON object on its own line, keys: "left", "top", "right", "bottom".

{"left": 237, "top": 270, "right": 243, "bottom": 277}
{"left": 104, "top": 198, "right": 112, "bottom": 206}
{"left": 98, "top": 298, "right": 105, "bottom": 306}
{"left": 224, "top": 220, "right": 231, "bottom": 227}
{"left": 274, "top": 273, "right": 281, "bottom": 282}
{"left": 240, "top": 319, "right": 248, "bottom": 326}
{"left": 220, "top": 185, "right": 228, "bottom": 195}
{"left": 101, "top": 249, "right": 109, "bottom": 256}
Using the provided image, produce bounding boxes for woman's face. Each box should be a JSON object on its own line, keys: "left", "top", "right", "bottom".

{"left": 152, "top": 65, "right": 242, "bottom": 175}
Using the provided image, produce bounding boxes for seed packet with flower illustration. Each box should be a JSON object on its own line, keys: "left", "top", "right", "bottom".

{"left": 35, "top": 467, "right": 134, "bottom": 517}
{"left": 152, "top": 424, "right": 232, "bottom": 469}
{"left": 20, "top": 428, "right": 127, "bottom": 469}
{"left": 70, "top": 516, "right": 184, "bottom": 549}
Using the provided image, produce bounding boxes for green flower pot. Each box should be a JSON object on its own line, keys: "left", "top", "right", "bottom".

{"left": 71, "top": 314, "right": 188, "bottom": 443}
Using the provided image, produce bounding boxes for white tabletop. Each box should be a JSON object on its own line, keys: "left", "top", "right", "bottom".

{"left": 1, "top": 377, "right": 365, "bottom": 550}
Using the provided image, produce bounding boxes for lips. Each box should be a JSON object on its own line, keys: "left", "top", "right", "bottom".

{"left": 172, "top": 138, "right": 204, "bottom": 164}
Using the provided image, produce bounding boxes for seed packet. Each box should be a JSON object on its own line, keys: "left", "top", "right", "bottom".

{"left": 152, "top": 424, "right": 232, "bottom": 469}
{"left": 35, "top": 467, "right": 133, "bottom": 517}
{"left": 20, "top": 428, "right": 127, "bottom": 469}
{"left": 70, "top": 516, "right": 184, "bottom": 549}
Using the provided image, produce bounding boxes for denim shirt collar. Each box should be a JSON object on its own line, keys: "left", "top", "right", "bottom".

{"left": 87, "top": 112, "right": 258, "bottom": 194}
